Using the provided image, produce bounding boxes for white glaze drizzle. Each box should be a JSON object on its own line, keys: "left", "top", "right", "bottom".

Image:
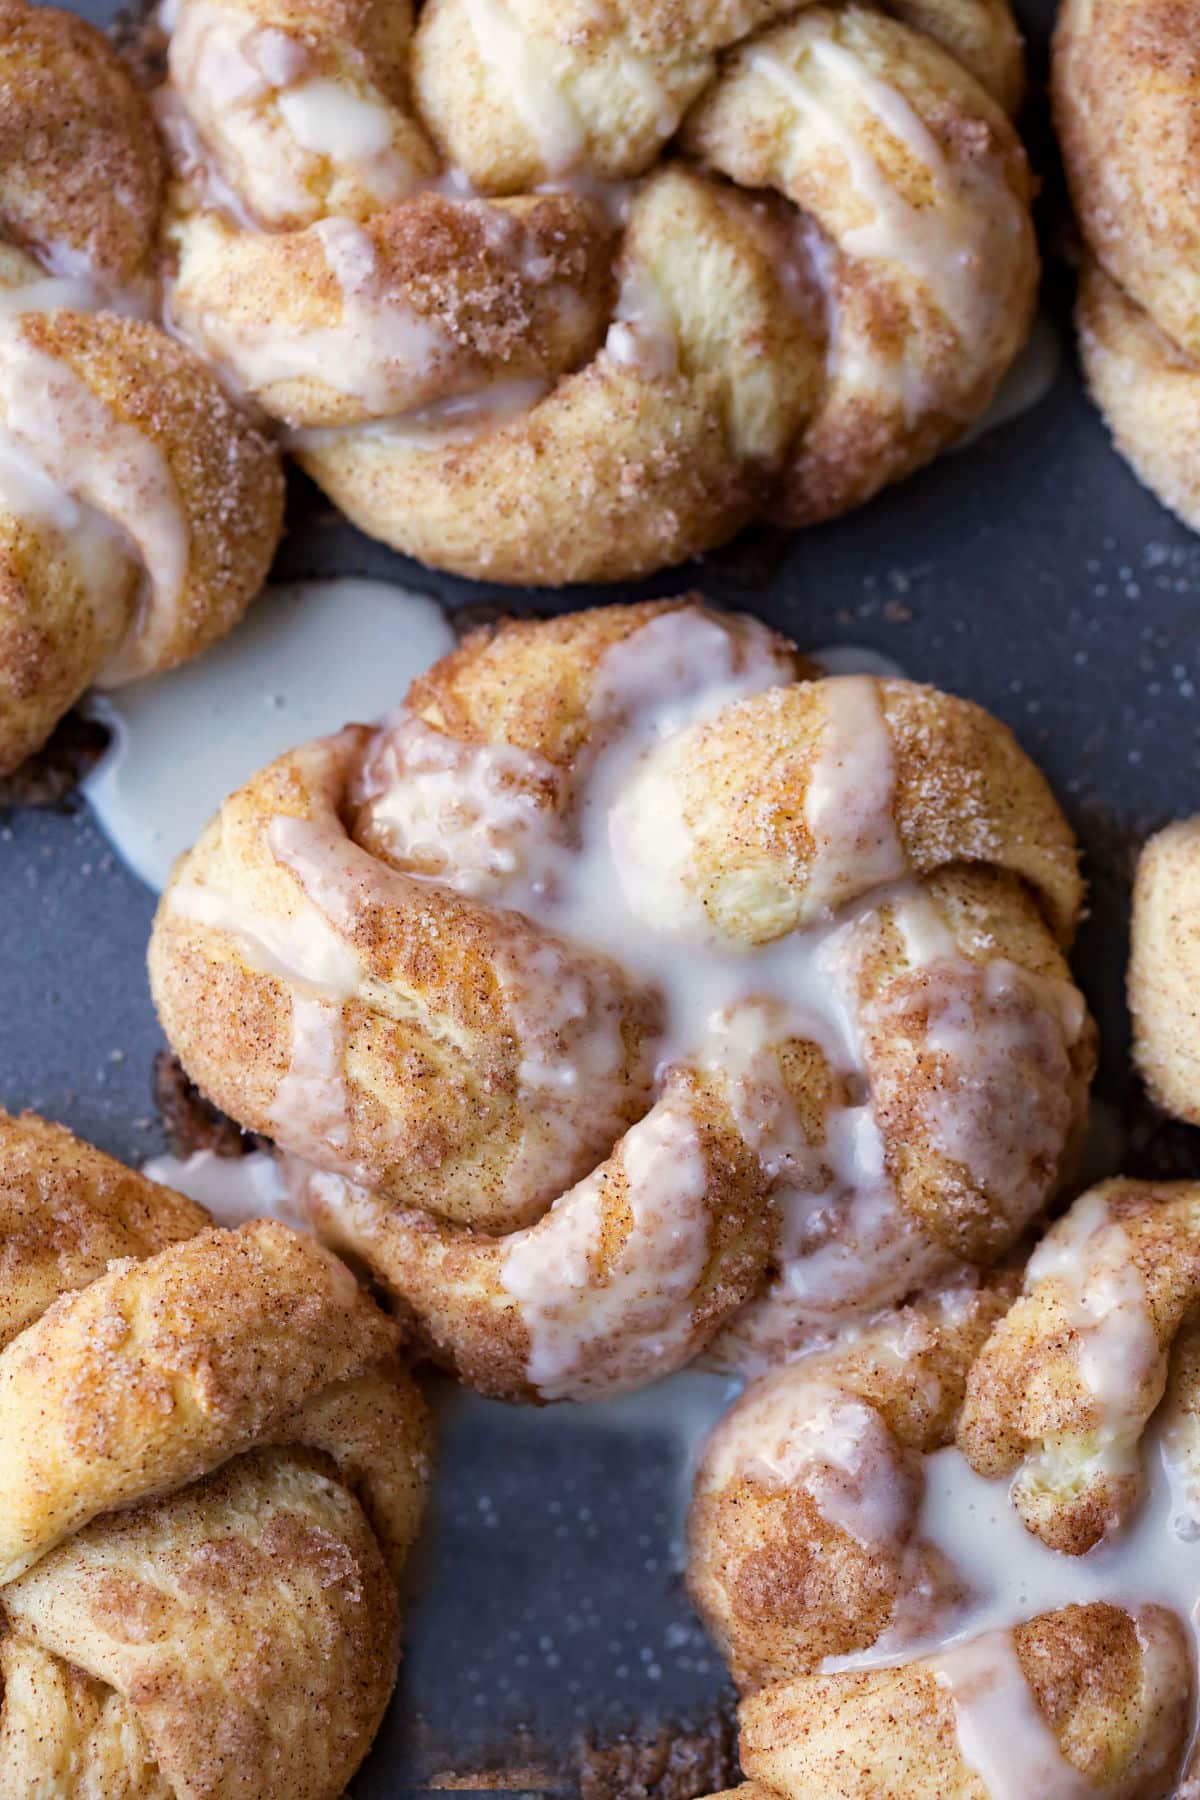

{"left": 704, "top": 1368, "right": 914, "bottom": 1549}
{"left": 288, "top": 375, "right": 550, "bottom": 454}
{"left": 928, "top": 1630, "right": 1096, "bottom": 1799}
{"left": 344, "top": 609, "right": 1084, "bottom": 1389}
{"left": 167, "top": 1, "right": 420, "bottom": 224}
{"left": 750, "top": 21, "right": 1021, "bottom": 419}
{"left": 803, "top": 674, "right": 907, "bottom": 916}
{"left": 85, "top": 578, "right": 453, "bottom": 891}
{"left": 500, "top": 1087, "right": 712, "bottom": 1400}
{"left": 604, "top": 262, "right": 679, "bottom": 377}
{"left": 0, "top": 322, "right": 188, "bottom": 686}
{"left": 179, "top": 216, "right": 452, "bottom": 416}
{"left": 143, "top": 1147, "right": 303, "bottom": 1229}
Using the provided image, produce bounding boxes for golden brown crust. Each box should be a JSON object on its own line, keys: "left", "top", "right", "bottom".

{"left": 16, "top": 311, "right": 284, "bottom": 684}
{"left": 4, "top": 1448, "right": 401, "bottom": 1800}
{"left": 1130, "top": 817, "right": 1200, "bottom": 1123}
{"left": 150, "top": 600, "right": 1090, "bottom": 1403}
{"left": 285, "top": 1061, "right": 777, "bottom": 1402}
{"left": 0, "top": 0, "right": 163, "bottom": 304}
{"left": 0, "top": 5, "right": 285, "bottom": 773}
{"left": 0, "top": 1110, "right": 429, "bottom": 1800}
{"left": 0, "top": 314, "right": 284, "bottom": 773}
{"left": 735, "top": 1604, "right": 1190, "bottom": 1799}
{"left": 1076, "top": 261, "right": 1200, "bottom": 535}
{"left": 957, "top": 1179, "right": 1200, "bottom": 1552}
{"left": 688, "top": 1275, "right": 1015, "bottom": 1692}
{"left": 1054, "top": 0, "right": 1200, "bottom": 362}
{"left": 163, "top": 0, "right": 1036, "bottom": 582}
{"left": 603, "top": 676, "right": 1083, "bottom": 946}
{"left": 685, "top": 6, "right": 1036, "bottom": 528}
{"left": 0, "top": 1217, "right": 399, "bottom": 1581}
{"left": 168, "top": 191, "right": 617, "bottom": 428}
{"left": 0, "top": 1108, "right": 209, "bottom": 1353}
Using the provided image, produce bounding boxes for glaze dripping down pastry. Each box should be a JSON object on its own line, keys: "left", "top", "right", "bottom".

{"left": 156, "top": 0, "right": 1039, "bottom": 582}
{"left": 0, "top": 0, "right": 284, "bottom": 777}
{"left": 148, "top": 598, "right": 1093, "bottom": 1403}
{"left": 689, "top": 1178, "right": 1200, "bottom": 1799}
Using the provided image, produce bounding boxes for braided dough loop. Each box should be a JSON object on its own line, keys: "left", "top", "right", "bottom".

{"left": 0, "top": 308, "right": 284, "bottom": 772}
{"left": 410, "top": 0, "right": 1023, "bottom": 190}
{"left": 729, "top": 1603, "right": 1190, "bottom": 1800}
{"left": 688, "top": 1273, "right": 1017, "bottom": 1691}
{"left": 684, "top": 4, "right": 1036, "bottom": 525}
{"left": 165, "top": 0, "right": 438, "bottom": 230}
{"left": 151, "top": 600, "right": 1091, "bottom": 1402}
{"left": 292, "top": 164, "right": 824, "bottom": 581}
{"left": 161, "top": 0, "right": 1036, "bottom": 582}
{"left": 168, "top": 192, "right": 618, "bottom": 429}
{"left": 1053, "top": 0, "right": 1200, "bottom": 530}
{"left": 690, "top": 1187, "right": 1200, "bottom": 1797}
{"left": 1076, "top": 260, "right": 1200, "bottom": 537}
{"left": 957, "top": 1180, "right": 1200, "bottom": 1554}
{"left": 0, "top": 4, "right": 285, "bottom": 776}
{"left": 0, "top": 1110, "right": 430, "bottom": 1800}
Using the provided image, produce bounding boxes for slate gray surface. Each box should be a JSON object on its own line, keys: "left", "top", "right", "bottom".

{"left": 2, "top": 0, "right": 1198, "bottom": 1790}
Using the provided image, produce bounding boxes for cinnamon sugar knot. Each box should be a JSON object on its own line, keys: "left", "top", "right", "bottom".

{"left": 0, "top": 1, "right": 284, "bottom": 777}
{"left": 0, "top": 1107, "right": 430, "bottom": 1800}
{"left": 159, "top": 0, "right": 1036, "bottom": 583}
{"left": 690, "top": 1182, "right": 1200, "bottom": 1796}
{"left": 149, "top": 599, "right": 1094, "bottom": 1402}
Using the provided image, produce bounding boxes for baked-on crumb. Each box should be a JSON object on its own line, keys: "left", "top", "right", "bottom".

{"left": 0, "top": 708, "right": 109, "bottom": 810}
{"left": 577, "top": 1712, "right": 740, "bottom": 1800}
{"left": 153, "top": 1048, "right": 269, "bottom": 1159}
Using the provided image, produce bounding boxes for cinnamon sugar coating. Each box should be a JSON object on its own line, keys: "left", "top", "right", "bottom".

{"left": 161, "top": 0, "right": 1037, "bottom": 582}
{"left": 0, "top": 2, "right": 285, "bottom": 776}
{"left": 1130, "top": 815, "right": 1200, "bottom": 1124}
{"left": 0, "top": 1109, "right": 430, "bottom": 1799}
{"left": 149, "top": 599, "right": 1090, "bottom": 1403}
{"left": 691, "top": 1183, "right": 1200, "bottom": 1797}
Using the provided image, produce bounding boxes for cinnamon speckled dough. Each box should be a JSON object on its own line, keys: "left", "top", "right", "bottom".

{"left": 0, "top": 1108, "right": 208, "bottom": 1350}
{"left": 0, "top": 3, "right": 285, "bottom": 777}
{"left": 163, "top": 0, "right": 1038, "bottom": 583}
{"left": 0, "top": 0, "right": 163, "bottom": 304}
{"left": 725, "top": 1604, "right": 1189, "bottom": 1800}
{"left": 150, "top": 602, "right": 793, "bottom": 1237}
{"left": 687, "top": 1274, "right": 1017, "bottom": 1692}
{"left": 290, "top": 863, "right": 1092, "bottom": 1401}
{"left": 957, "top": 1179, "right": 1200, "bottom": 1554}
{"left": 1054, "top": 0, "right": 1200, "bottom": 529}
{"left": 150, "top": 600, "right": 1091, "bottom": 1403}
{"left": 168, "top": 191, "right": 618, "bottom": 429}
{"left": 0, "top": 309, "right": 284, "bottom": 775}
{"left": 0, "top": 1109, "right": 431, "bottom": 1800}
{"left": 687, "top": 1199, "right": 1199, "bottom": 1799}
{"left": 1076, "top": 262, "right": 1200, "bottom": 535}
{"left": 595, "top": 675, "right": 1083, "bottom": 947}
{"left": 1130, "top": 817, "right": 1200, "bottom": 1123}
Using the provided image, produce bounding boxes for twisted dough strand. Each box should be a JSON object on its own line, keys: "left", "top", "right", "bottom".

{"left": 150, "top": 600, "right": 1093, "bottom": 1402}
{"left": 0, "top": 2, "right": 285, "bottom": 776}
{"left": 0, "top": 1110, "right": 429, "bottom": 1800}
{"left": 161, "top": 0, "right": 1037, "bottom": 582}
{"left": 691, "top": 1181, "right": 1200, "bottom": 1798}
